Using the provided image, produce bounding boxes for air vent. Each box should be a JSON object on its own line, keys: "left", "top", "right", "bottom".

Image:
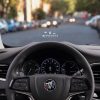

{"left": 0, "top": 64, "right": 9, "bottom": 78}
{"left": 91, "top": 63, "right": 100, "bottom": 84}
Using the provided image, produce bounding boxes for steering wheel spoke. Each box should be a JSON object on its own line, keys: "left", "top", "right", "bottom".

{"left": 69, "top": 77, "right": 90, "bottom": 96}
{"left": 9, "top": 77, "right": 30, "bottom": 93}
{"left": 6, "top": 42, "right": 94, "bottom": 100}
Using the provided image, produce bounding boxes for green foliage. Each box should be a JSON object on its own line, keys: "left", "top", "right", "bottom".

{"left": 32, "top": 8, "right": 46, "bottom": 20}
{"left": 8, "top": 6, "right": 17, "bottom": 19}
{"left": 63, "top": 0, "right": 100, "bottom": 14}
{"left": 65, "top": 0, "right": 77, "bottom": 14}
{"left": 75, "top": 0, "right": 100, "bottom": 14}
{"left": 43, "top": 0, "right": 51, "bottom": 3}
{"left": 48, "top": 0, "right": 68, "bottom": 15}
{"left": 51, "top": 0, "right": 67, "bottom": 14}
{"left": 0, "top": 0, "right": 19, "bottom": 18}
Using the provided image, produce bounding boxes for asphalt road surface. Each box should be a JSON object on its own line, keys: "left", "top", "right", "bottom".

{"left": 1, "top": 23, "right": 100, "bottom": 46}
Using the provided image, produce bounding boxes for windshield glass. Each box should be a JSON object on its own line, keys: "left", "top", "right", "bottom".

{"left": 1, "top": 0, "right": 100, "bottom": 46}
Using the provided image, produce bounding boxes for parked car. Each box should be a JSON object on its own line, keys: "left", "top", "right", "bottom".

{"left": 18, "top": 22, "right": 28, "bottom": 30}
{"left": 0, "top": 20, "right": 8, "bottom": 34}
{"left": 0, "top": 19, "right": 8, "bottom": 32}
{"left": 14, "top": 20, "right": 22, "bottom": 31}
{"left": 85, "top": 15, "right": 100, "bottom": 28}
{"left": 26, "top": 22, "right": 35, "bottom": 29}
{"left": 6, "top": 19, "right": 17, "bottom": 32}
{"left": 33, "top": 20, "right": 40, "bottom": 28}
{"left": 0, "top": 22, "right": 6, "bottom": 34}
{"left": 96, "top": 19, "right": 100, "bottom": 33}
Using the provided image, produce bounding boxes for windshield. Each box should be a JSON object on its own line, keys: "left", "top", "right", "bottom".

{"left": 1, "top": 0, "right": 100, "bottom": 46}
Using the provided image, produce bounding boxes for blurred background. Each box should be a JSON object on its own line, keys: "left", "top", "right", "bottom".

{"left": 1, "top": 0, "right": 100, "bottom": 46}
{"left": 0, "top": 0, "right": 99, "bottom": 33}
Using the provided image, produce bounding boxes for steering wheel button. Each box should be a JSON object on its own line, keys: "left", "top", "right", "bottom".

{"left": 10, "top": 78, "right": 30, "bottom": 92}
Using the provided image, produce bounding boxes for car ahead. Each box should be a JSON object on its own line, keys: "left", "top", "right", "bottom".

{"left": 6, "top": 19, "right": 17, "bottom": 32}
{"left": 52, "top": 20, "right": 58, "bottom": 27}
{"left": 47, "top": 19, "right": 59, "bottom": 27}
{"left": 85, "top": 15, "right": 100, "bottom": 28}
{"left": 40, "top": 20, "right": 48, "bottom": 28}
{"left": 40, "top": 19, "right": 58, "bottom": 28}
{"left": 64, "top": 16, "right": 76, "bottom": 23}
{"left": 68, "top": 17, "right": 76, "bottom": 23}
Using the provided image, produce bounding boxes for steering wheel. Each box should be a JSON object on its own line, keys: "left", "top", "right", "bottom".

{"left": 6, "top": 42, "right": 95, "bottom": 100}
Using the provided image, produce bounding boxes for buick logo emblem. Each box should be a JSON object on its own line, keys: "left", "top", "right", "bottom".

{"left": 44, "top": 79, "right": 56, "bottom": 91}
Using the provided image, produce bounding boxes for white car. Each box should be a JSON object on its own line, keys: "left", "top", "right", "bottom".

{"left": 41, "top": 20, "right": 58, "bottom": 28}
{"left": 69, "top": 18, "right": 76, "bottom": 23}
{"left": 0, "top": 21, "right": 8, "bottom": 34}
{"left": 0, "top": 19, "right": 8, "bottom": 32}
{"left": 85, "top": 15, "right": 100, "bottom": 28}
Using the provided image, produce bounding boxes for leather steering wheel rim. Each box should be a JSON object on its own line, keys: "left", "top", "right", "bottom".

{"left": 6, "top": 42, "right": 95, "bottom": 100}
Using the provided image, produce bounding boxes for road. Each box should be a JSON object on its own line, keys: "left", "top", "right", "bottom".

{"left": 1, "top": 23, "right": 100, "bottom": 46}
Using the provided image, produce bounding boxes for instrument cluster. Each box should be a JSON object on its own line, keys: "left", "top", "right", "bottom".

{"left": 18, "top": 57, "right": 81, "bottom": 76}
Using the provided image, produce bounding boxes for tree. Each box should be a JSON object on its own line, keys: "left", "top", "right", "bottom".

{"left": 0, "top": 0, "right": 19, "bottom": 18}
{"left": 65, "top": 0, "right": 77, "bottom": 14}
{"left": 8, "top": 6, "right": 17, "bottom": 19}
{"left": 75, "top": 0, "right": 100, "bottom": 14}
{"left": 32, "top": 8, "right": 46, "bottom": 20}
{"left": 48, "top": 0, "right": 68, "bottom": 15}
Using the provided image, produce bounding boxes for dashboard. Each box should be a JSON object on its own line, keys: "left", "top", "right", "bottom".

{"left": 16, "top": 48, "right": 82, "bottom": 77}
{"left": 18, "top": 58, "right": 81, "bottom": 76}
{"left": 1, "top": 42, "right": 100, "bottom": 99}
